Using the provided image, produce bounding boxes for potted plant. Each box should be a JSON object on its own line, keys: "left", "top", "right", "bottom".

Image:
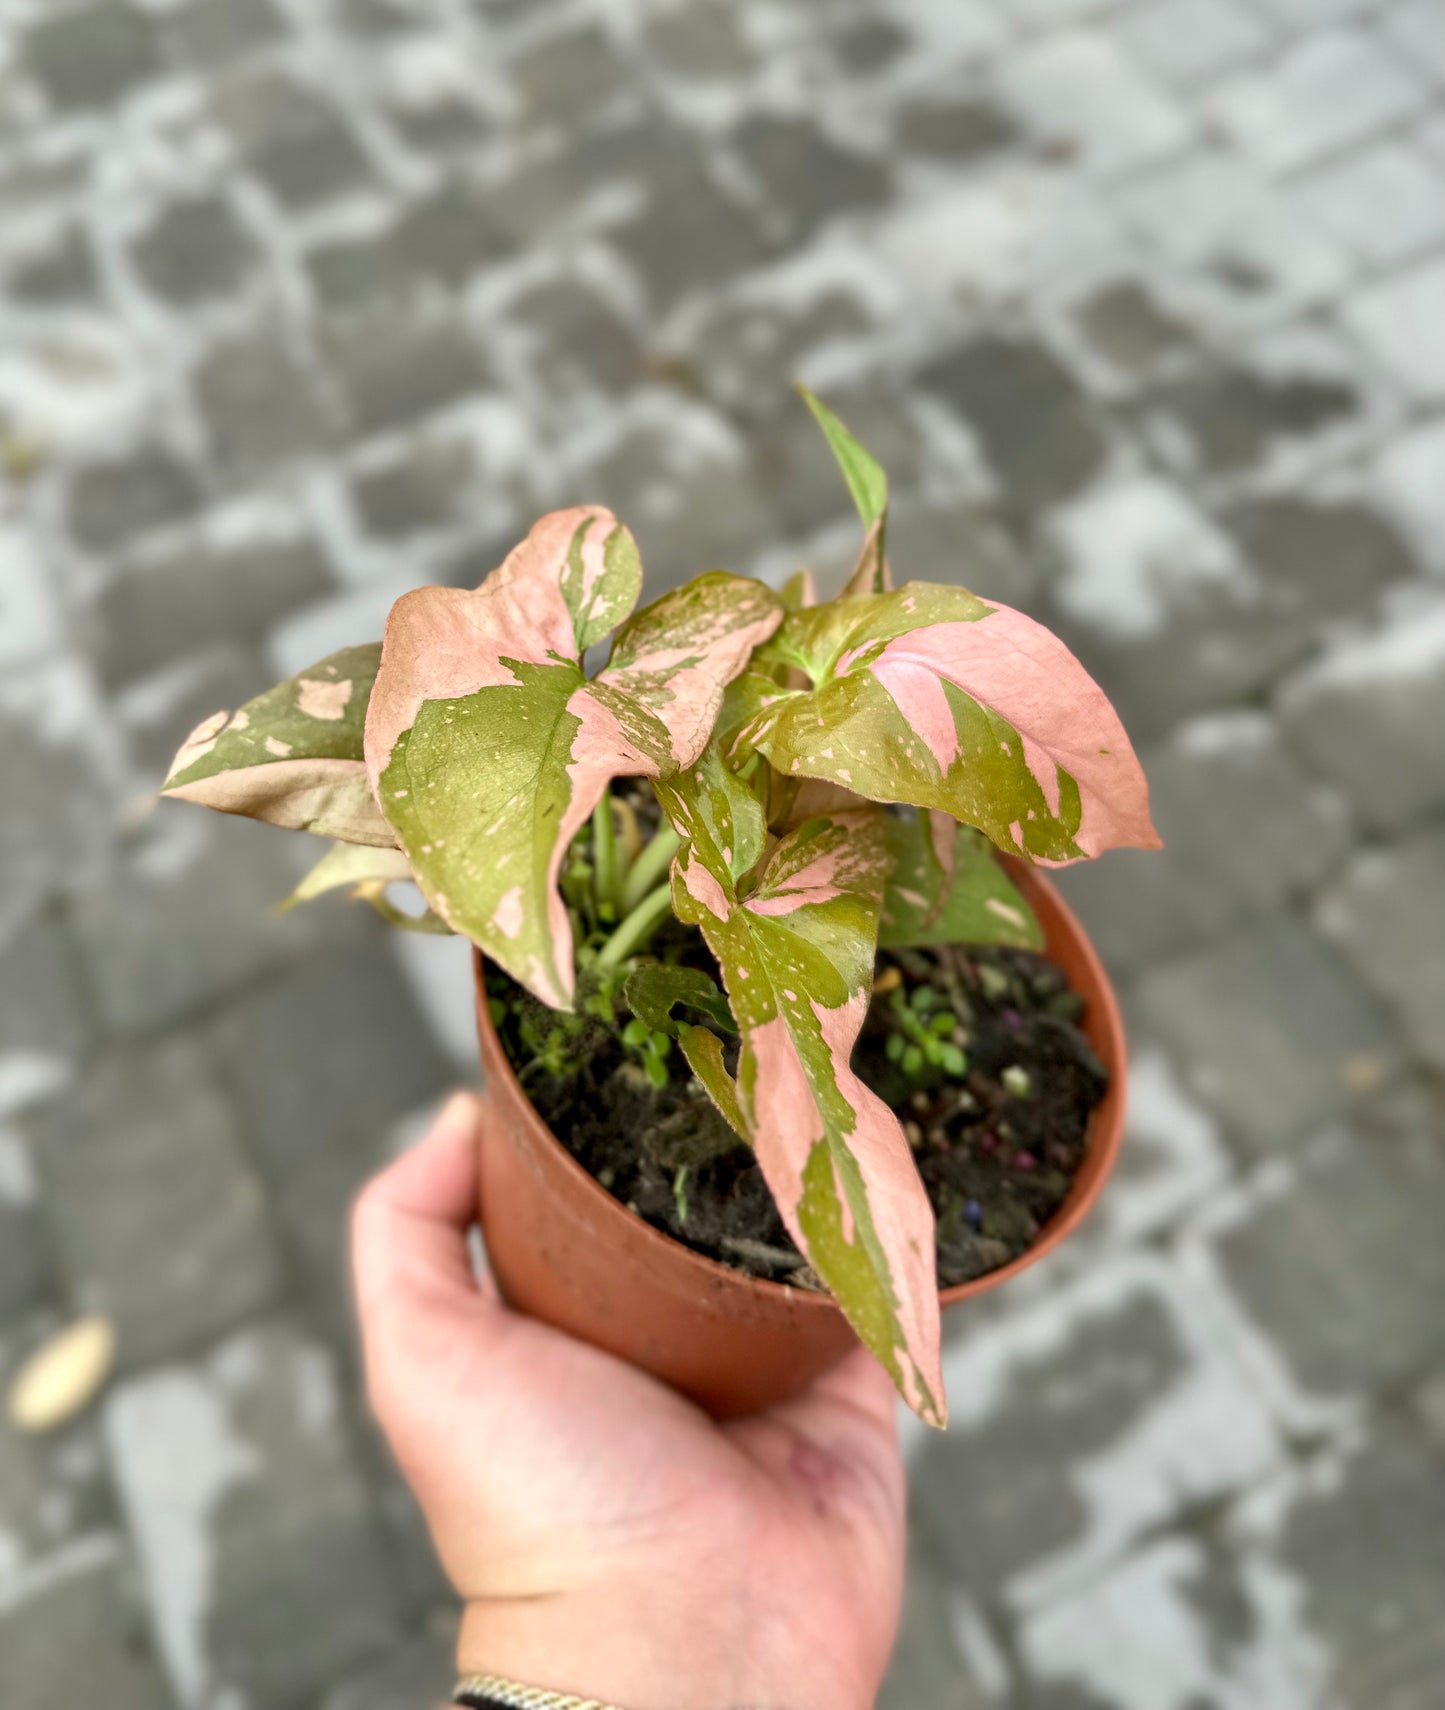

{"left": 163, "top": 392, "right": 1158, "bottom": 1428}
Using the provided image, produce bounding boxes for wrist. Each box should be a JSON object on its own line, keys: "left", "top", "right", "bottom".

{"left": 457, "top": 1588, "right": 880, "bottom": 1710}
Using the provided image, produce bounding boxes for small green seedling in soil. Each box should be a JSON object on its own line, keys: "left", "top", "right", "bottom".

{"left": 160, "top": 386, "right": 1159, "bottom": 1427}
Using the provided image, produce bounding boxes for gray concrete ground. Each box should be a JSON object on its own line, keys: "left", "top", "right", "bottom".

{"left": 1, "top": 0, "right": 1443, "bottom": 1705}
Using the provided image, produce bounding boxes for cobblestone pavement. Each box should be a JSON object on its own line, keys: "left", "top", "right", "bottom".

{"left": 1, "top": 0, "right": 1443, "bottom": 1705}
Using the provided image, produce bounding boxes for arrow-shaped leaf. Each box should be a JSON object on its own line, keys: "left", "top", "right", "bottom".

{"left": 746, "top": 583, "right": 1159, "bottom": 865}
{"left": 660, "top": 773, "right": 945, "bottom": 1425}
{"left": 162, "top": 644, "right": 393, "bottom": 847}
{"left": 364, "top": 507, "right": 782, "bottom": 1009}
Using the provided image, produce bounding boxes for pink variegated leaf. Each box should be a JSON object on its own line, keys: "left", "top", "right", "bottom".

{"left": 746, "top": 583, "right": 1159, "bottom": 865}
{"left": 365, "top": 510, "right": 781, "bottom": 1009}
{"left": 659, "top": 770, "right": 945, "bottom": 1425}
{"left": 161, "top": 645, "right": 394, "bottom": 847}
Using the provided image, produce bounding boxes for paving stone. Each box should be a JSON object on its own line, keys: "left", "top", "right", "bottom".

{"left": 913, "top": 1256, "right": 1278, "bottom": 1609}
{"left": 569, "top": 412, "right": 777, "bottom": 592}
{"left": 484, "top": 119, "right": 665, "bottom": 247}
{"left": 34, "top": 1040, "right": 284, "bottom": 1369}
{"left": 352, "top": 437, "right": 476, "bottom": 538}
{"left": 0, "top": 703, "right": 117, "bottom": 948}
{"left": 507, "top": 277, "right": 643, "bottom": 396}
{"left": 1297, "top": 141, "right": 1445, "bottom": 267}
{"left": 67, "top": 445, "right": 202, "bottom": 554}
{"left": 319, "top": 1626, "right": 458, "bottom": 1710}
{"left": 7, "top": 227, "right": 99, "bottom": 306}
{"left": 194, "top": 327, "right": 332, "bottom": 478}
{"left": 0, "top": 1138, "right": 47, "bottom": 1321}
{"left": 1053, "top": 488, "right": 1415, "bottom": 739}
{"left": 1016, "top": 1527, "right": 1309, "bottom": 1710}
{"left": 1280, "top": 1427, "right": 1445, "bottom": 1710}
{"left": 1133, "top": 917, "right": 1395, "bottom": 1155}
{"left": 1116, "top": 148, "right": 1349, "bottom": 322}
{"left": 647, "top": 1, "right": 755, "bottom": 78}
{"left": 166, "top": 0, "right": 287, "bottom": 69}
{"left": 1144, "top": 358, "right": 1356, "bottom": 476}
{"left": 1214, "top": 1105, "right": 1445, "bottom": 1392}
{"left": 609, "top": 156, "right": 768, "bottom": 312}
{"left": 106, "top": 1321, "right": 404, "bottom": 1707}
{"left": 684, "top": 289, "right": 875, "bottom": 420}
{"left": 733, "top": 116, "right": 891, "bottom": 237}
{"left": 328, "top": 310, "right": 488, "bottom": 440}
{"left": 1371, "top": 415, "right": 1445, "bottom": 575}
{"left": 216, "top": 69, "right": 373, "bottom": 209}
{"left": 0, "top": 525, "right": 63, "bottom": 667}
{"left": 1343, "top": 255, "right": 1445, "bottom": 404}
{"left": 879, "top": 1521, "right": 995, "bottom": 1709}
{"left": 389, "top": 93, "right": 492, "bottom": 159}
{"left": 1317, "top": 825, "right": 1445, "bottom": 1073}
{"left": 897, "top": 95, "right": 1018, "bottom": 161}
{"left": 511, "top": 23, "right": 628, "bottom": 121}
{"left": 1117, "top": 0, "right": 1270, "bottom": 89}
{"left": 886, "top": 496, "right": 1038, "bottom": 608}
{"left": 918, "top": 336, "right": 1110, "bottom": 520}
{"left": 90, "top": 526, "right": 332, "bottom": 689}
{"left": 0, "top": 1537, "right": 173, "bottom": 1710}
{"left": 1206, "top": 29, "right": 1428, "bottom": 172}
{"left": 1383, "top": 0, "right": 1445, "bottom": 86}
{"left": 1055, "top": 711, "right": 1351, "bottom": 975}
{"left": 72, "top": 813, "right": 345, "bottom": 1038}
{"left": 117, "top": 642, "right": 272, "bottom": 781}
{"left": 129, "top": 195, "right": 258, "bottom": 307}
{"left": 833, "top": 17, "right": 912, "bottom": 74}
{"left": 24, "top": 5, "right": 165, "bottom": 113}
{"left": 208, "top": 939, "right": 449, "bottom": 1319}
{"left": 0, "top": 907, "right": 89, "bottom": 1121}
{"left": 1073, "top": 280, "right": 1195, "bottom": 378}
{"left": 996, "top": 31, "right": 1194, "bottom": 174}
{"left": 1277, "top": 590, "right": 1445, "bottom": 835}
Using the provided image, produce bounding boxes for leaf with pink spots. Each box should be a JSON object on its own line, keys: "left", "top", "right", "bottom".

{"left": 161, "top": 644, "right": 393, "bottom": 847}
{"left": 659, "top": 771, "right": 945, "bottom": 1425}
{"left": 742, "top": 583, "right": 1159, "bottom": 865}
{"left": 365, "top": 508, "right": 782, "bottom": 1009}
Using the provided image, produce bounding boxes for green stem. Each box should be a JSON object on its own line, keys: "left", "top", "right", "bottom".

{"left": 595, "top": 880, "right": 674, "bottom": 969}
{"left": 592, "top": 793, "right": 621, "bottom": 917}
{"left": 621, "top": 820, "right": 682, "bottom": 911}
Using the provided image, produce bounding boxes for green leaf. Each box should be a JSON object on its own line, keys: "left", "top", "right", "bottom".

{"left": 677, "top": 1025, "right": 749, "bottom": 1142}
{"left": 796, "top": 386, "right": 892, "bottom": 598}
{"left": 880, "top": 812, "right": 1043, "bottom": 951}
{"left": 660, "top": 775, "right": 945, "bottom": 1425}
{"left": 365, "top": 508, "right": 782, "bottom": 1009}
{"left": 744, "top": 583, "right": 1160, "bottom": 866}
{"left": 797, "top": 386, "right": 888, "bottom": 531}
{"left": 624, "top": 964, "right": 735, "bottom": 1036}
{"left": 280, "top": 841, "right": 413, "bottom": 911}
{"left": 163, "top": 645, "right": 393, "bottom": 847}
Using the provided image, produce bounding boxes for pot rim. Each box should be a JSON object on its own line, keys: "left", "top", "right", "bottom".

{"left": 473, "top": 857, "right": 1126, "bottom": 1315}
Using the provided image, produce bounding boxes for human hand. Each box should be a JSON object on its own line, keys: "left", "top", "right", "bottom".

{"left": 352, "top": 1092, "right": 907, "bottom": 1710}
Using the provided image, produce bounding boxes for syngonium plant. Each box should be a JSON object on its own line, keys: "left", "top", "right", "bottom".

{"left": 162, "top": 391, "right": 1159, "bottom": 1425}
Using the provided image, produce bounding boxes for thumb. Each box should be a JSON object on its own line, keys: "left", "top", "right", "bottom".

{"left": 351, "top": 1089, "right": 493, "bottom": 1337}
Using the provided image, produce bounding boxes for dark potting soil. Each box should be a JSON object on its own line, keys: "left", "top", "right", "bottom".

{"left": 487, "top": 943, "right": 1108, "bottom": 1291}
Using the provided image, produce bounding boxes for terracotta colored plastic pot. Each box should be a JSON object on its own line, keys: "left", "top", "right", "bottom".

{"left": 473, "top": 860, "right": 1126, "bottom": 1418}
